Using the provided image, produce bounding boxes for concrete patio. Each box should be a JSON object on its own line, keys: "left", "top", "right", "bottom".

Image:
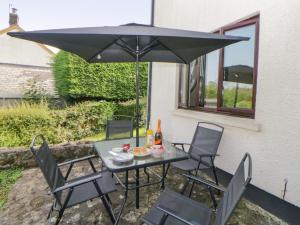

{"left": 0, "top": 160, "right": 287, "bottom": 225}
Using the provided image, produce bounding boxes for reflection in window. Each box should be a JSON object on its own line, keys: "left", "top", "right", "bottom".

{"left": 222, "top": 24, "right": 255, "bottom": 109}
{"left": 178, "top": 64, "right": 189, "bottom": 108}
{"left": 189, "top": 59, "right": 200, "bottom": 107}
{"left": 200, "top": 50, "right": 219, "bottom": 108}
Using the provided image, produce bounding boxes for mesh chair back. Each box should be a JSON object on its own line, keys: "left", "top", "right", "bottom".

{"left": 214, "top": 153, "right": 252, "bottom": 225}
{"left": 106, "top": 115, "right": 133, "bottom": 140}
{"left": 30, "top": 135, "right": 65, "bottom": 203}
{"left": 189, "top": 122, "right": 224, "bottom": 165}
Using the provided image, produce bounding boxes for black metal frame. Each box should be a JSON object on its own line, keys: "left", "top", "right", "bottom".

{"left": 30, "top": 135, "right": 116, "bottom": 225}
{"left": 171, "top": 122, "right": 224, "bottom": 196}
{"left": 145, "top": 153, "right": 252, "bottom": 225}
{"left": 114, "top": 165, "right": 168, "bottom": 225}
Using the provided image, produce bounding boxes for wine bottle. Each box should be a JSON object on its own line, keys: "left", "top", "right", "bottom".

{"left": 154, "top": 119, "right": 162, "bottom": 145}
{"left": 146, "top": 124, "right": 154, "bottom": 147}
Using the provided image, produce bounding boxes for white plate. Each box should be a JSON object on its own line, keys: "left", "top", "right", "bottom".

{"left": 133, "top": 148, "right": 151, "bottom": 157}
{"left": 111, "top": 152, "right": 134, "bottom": 163}
{"left": 111, "top": 147, "right": 123, "bottom": 153}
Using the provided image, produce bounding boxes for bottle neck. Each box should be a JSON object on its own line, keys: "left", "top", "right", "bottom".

{"left": 157, "top": 119, "right": 161, "bottom": 133}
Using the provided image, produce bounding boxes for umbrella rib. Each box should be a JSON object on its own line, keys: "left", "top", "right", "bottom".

{"left": 157, "top": 40, "right": 188, "bottom": 64}
{"left": 117, "top": 38, "right": 135, "bottom": 53}
{"left": 87, "top": 37, "right": 120, "bottom": 62}
{"left": 139, "top": 42, "right": 161, "bottom": 59}
{"left": 139, "top": 37, "right": 159, "bottom": 54}
{"left": 115, "top": 42, "right": 136, "bottom": 59}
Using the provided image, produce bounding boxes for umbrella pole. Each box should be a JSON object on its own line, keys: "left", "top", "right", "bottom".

{"left": 135, "top": 36, "right": 140, "bottom": 147}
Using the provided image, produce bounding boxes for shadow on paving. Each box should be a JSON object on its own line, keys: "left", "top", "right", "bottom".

{"left": 0, "top": 160, "right": 287, "bottom": 225}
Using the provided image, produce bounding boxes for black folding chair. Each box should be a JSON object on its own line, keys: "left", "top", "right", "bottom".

{"left": 141, "top": 153, "right": 252, "bottom": 225}
{"left": 30, "top": 134, "right": 117, "bottom": 225}
{"left": 169, "top": 122, "right": 224, "bottom": 196}
{"left": 106, "top": 115, "right": 134, "bottom": 140}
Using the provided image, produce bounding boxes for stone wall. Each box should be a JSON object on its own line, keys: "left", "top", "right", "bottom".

{"left": 0, "top": 63, "right": 55, "bottom": 99}
{"left": 0, "top": 141, "right": 95, "bottom": 169}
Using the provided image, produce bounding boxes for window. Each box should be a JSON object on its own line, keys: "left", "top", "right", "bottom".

{"left": 178, "top": 15, "right": 259, "bottom": 118}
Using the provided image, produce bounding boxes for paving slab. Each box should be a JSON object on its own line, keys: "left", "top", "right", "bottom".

{"left": 0, "top": 161, "right": 287, "bottom": 225}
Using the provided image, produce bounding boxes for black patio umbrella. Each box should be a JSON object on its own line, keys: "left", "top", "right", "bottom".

{"left": 8, "top": 23, "right": 248, "bottom": 146}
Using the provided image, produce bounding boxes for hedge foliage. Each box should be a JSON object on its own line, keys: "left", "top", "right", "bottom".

{"left": 0, "top": 100, "right": 145, "bottom": 148}
{"left": 53, "top": 51, "right": 148, "bottom": 101}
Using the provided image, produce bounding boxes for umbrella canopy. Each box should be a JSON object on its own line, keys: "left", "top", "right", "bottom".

{"left": 8, "top": 23, "right": 248, "bottom": 64}
{"left": 8, "top": 23, "right": 248, "bottom": 146}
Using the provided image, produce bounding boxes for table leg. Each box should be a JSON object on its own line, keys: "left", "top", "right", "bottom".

{"left": 136, "top": 168, "right": 139, "bottom": 209}
{"left": 161, "top": 163, "right": 165, "bottom": 190}
{"left": 115, "top": 170, "right": 128, "bottom": 225}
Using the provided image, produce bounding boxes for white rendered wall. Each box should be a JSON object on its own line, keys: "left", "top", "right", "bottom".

{"left": 151, "top": 0, "right": 300, "bottom": 207}
{"left": 0, "top": 28, "right": 52, "bottom": 67}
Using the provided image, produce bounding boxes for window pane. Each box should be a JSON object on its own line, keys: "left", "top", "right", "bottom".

{"left": 222, "top": 24, "right": 255, "bottom": 109}
{"left": 200, "top": 50, "right": 219, "bottom": 108}
{"left": 178, "top": 64, "right": 189, "bottom": 107}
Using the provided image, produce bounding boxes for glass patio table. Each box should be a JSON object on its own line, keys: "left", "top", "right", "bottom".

{"left": 94, "top": 137, "right": 188, "bottom": 223}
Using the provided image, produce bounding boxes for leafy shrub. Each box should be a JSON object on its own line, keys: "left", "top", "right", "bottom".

{"left": 0, "top": 99, "right": 146, "bottom": 147}
{"left": 53, "top": 51, "right": 148, "bottom": 101}
{"left": 0, "top": 102, "right": 59, "bottom": 147}
{"left": 52, "top": 101, "right": 115, "bottom": 141}
{"left": 114, "top": 98, "right": 147, "bottom": 127}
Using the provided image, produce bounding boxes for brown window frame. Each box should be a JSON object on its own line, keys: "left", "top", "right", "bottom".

{"left": 179, "top": 15, "right": 260, "bottom": 118}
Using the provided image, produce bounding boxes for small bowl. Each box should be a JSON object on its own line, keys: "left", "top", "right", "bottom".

{"left": 151, "top": 146, "right": 165, "bottom": 158}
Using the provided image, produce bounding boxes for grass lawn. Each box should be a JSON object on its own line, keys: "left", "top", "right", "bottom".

{"left": 84, "top": 127, "right": 146, "bottom": 142}
{"left": 0, "top": 168, "right": 23, "bottom": 208}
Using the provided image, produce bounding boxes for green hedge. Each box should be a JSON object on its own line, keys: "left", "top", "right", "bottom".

{"left": 0, "top": 103, "right": 58, "bottom": 147}
{"left": 53, "top": 51, "right": 148, "bottom": 101}
{"left": 0, "top": 102, "right": 115, "bottom": 147}
{"left": 114, "top": 98, "right": 147, "bottom": 127}
{"left": 0, "top": 100, "right": 145, "bottom": 148}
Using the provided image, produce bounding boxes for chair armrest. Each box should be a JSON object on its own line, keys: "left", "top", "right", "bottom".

{"left": 58, "top": 155, "right": 97, "bottom": 167}
{"left": 156, "top": 204, "right": 202, "bottom": 225}
{"left": 172, "top": 143, "right": 191, "bottom": 151}
{"left": 172, "top": 142, "right": 191, "bottom": 146}
{"left": 182, "top": 174, "right": 225, "bottom": 192}
{"left": 52, "top": 173, "right": 102, "bottom": 193}
{"left": 197, "top": 153, "right": 219, "bottom": 158}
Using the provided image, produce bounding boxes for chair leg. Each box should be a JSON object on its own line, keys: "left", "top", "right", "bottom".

{"left": 144, "top": 167, "right": 150, "bottom": 183}
{"left": 180, "top": 171, "right": 191, "bottom": 194}
{"left": 158, "top": 214, "right": 169, "bottom": 225}
{"left": 47, "top": 202, "right": 54, "bottom": 220}
{"left": 211, "top": 165, "right": 221, "bottom": 195}
{"left": 88, "top": 159, "right": 97, "bottom": 172}
{"left": 212, "top": 165, "right": 219, "bottom": 185}
{"left": 54, "top": 208, "right": 65, "bottom": 225}
{"left": 105, "top": 194, "right": 112, "bottom": 205}
{"left": 188, "top": 180, "right": 196, "bottom": 198}
{"left": 101, "top": 195, "right": 115, "bottom": 224}
{"left": 188, "top": 169, "right": 200, "bottom": 198}
{"left": 93, "top": 180, "right": 115, "bottom": 224}
{"left": 53, "top": 188, "right": 73, "bottom": 225}
{"left": 208, "top": 187, "right": 218, "bottom": 209}
{"left": 164, "top": 163, "right": 170, "bottom": 178}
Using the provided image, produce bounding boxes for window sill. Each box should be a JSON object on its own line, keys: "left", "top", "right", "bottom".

{"left": 172, "top": 109, "right": 261, "bottom": 132}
